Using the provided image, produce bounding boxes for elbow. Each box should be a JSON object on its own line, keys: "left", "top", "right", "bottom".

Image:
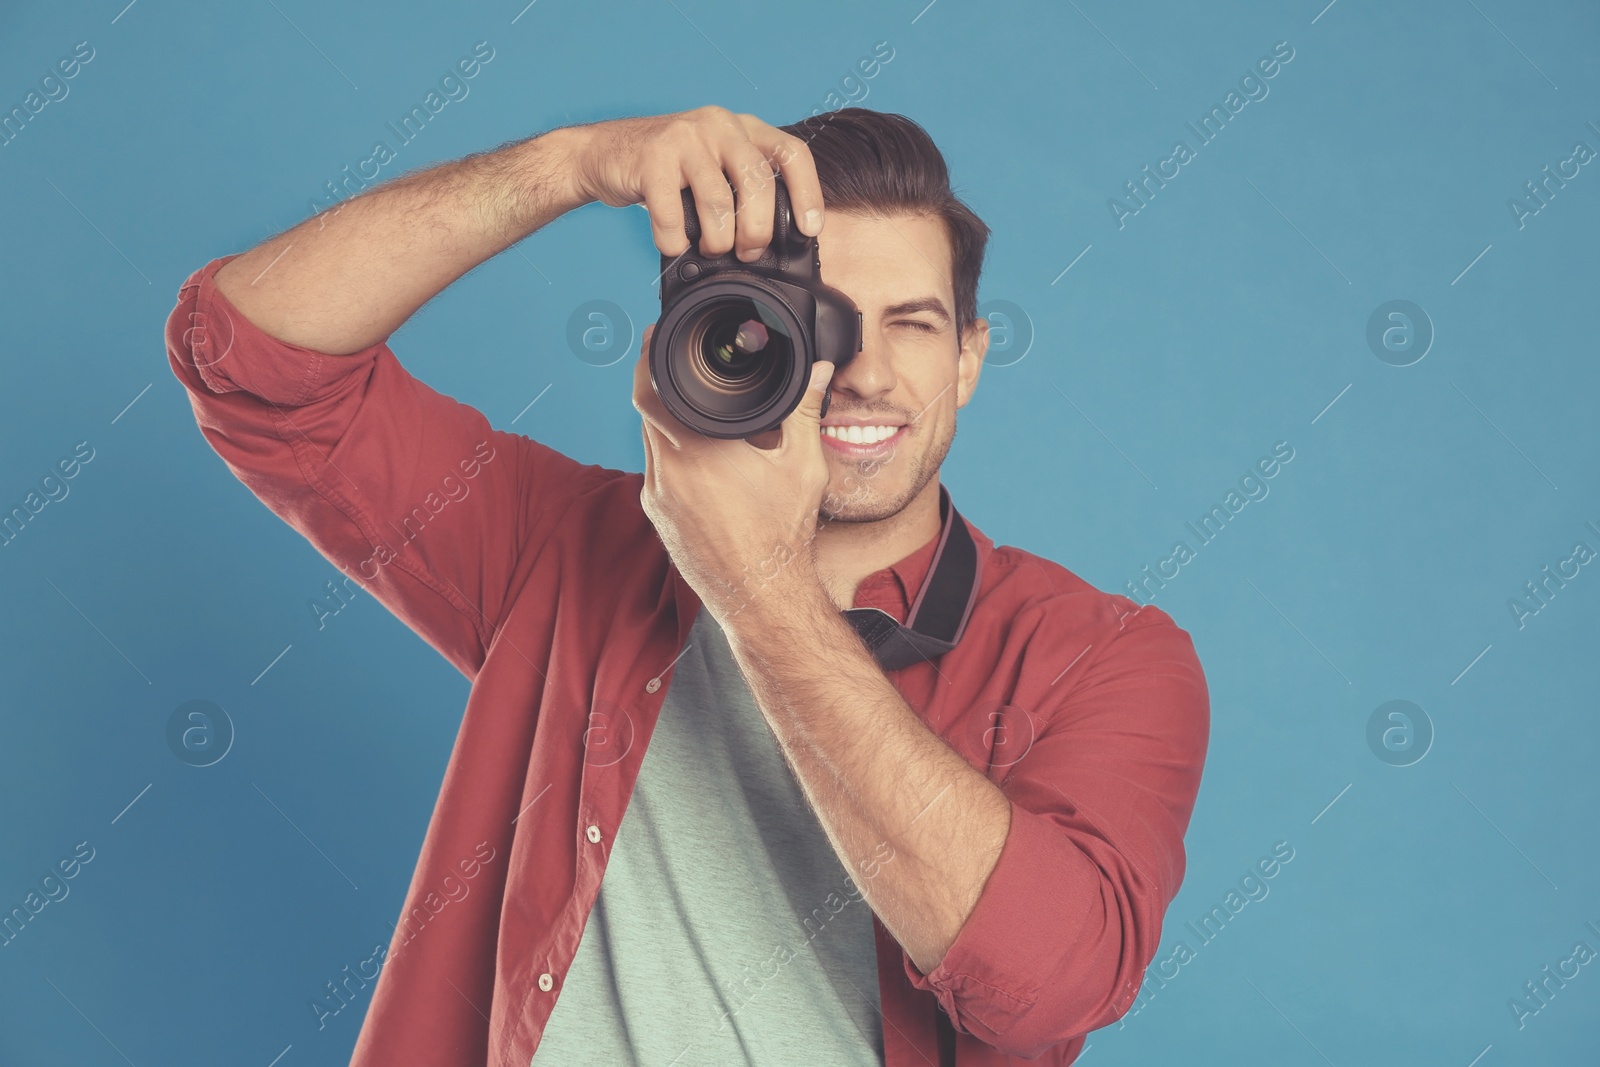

{"left": 943, "top": 980, "right": 1115, "bottom": 1060}
{"left": 912, "top": 802, "right": 1179, "bottom": 1057}
{"left": 941, "top": 962, "right": 1137, "bottom": 1059}
{"left": 937, "top": 879, "right": 1158, "bottom": 1057}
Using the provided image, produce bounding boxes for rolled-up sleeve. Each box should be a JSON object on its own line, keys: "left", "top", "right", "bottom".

{"left": 905, "top": 605, "right": 1210, "bottom": 1058}
{"left": 165, "top": 253, "right": 610, "bottom": 680}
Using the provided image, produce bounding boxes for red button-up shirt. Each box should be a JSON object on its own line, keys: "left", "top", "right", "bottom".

{"left": 166, "top": 254, "right": 1210, "bottom": 1066}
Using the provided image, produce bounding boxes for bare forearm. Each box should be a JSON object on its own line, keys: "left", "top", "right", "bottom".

{"left": 723, "top": 581, "right": 1011, "bottom": 974}
{"left": 213, "top": 126, "right": 590, "bottom": 355}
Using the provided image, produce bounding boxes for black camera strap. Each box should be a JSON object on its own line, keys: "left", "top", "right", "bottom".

{"left": 842, "top": 484, "right": 982, "bottom": 672}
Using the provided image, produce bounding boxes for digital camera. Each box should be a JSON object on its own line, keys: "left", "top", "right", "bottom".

{"left": 649, "top": 175, "right": 862, "bottom": 439}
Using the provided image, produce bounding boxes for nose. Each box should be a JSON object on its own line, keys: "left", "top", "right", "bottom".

{"left": 829, "top": 319, "right": 896, "bottom": 404}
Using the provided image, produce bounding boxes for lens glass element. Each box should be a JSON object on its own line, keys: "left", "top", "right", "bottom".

{"left": 707, "top": 316, "right": 771, "bottom": 376}
{"left": 676, "top": 295, "right": 797, "bottom": 423}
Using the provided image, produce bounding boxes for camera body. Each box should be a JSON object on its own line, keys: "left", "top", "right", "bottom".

{"left": 649, "top": 175, "right": 862, "bottom": 439}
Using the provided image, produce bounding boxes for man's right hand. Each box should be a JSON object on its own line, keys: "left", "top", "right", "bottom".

{"left": 563, "top": 106, "right": 826, "bottom": 263}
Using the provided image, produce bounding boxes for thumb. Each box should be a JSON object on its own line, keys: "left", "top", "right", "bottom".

{"left": 798, "top": 359, "right": 835, "bottom": 423}
{"left": 770, "top": 360, "right": 834, "bottom": 453}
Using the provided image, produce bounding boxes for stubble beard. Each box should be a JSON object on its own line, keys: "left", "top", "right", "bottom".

{"left": 817, "top": 416, "right": 956, "bottom": 526}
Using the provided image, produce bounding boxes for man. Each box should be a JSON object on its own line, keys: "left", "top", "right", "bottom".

{"left": 165, "top": 105, "right": 1208, "bottom": 1066}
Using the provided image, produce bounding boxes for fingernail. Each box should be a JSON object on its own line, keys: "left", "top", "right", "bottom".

{"left": 803, "top": 209, "right": 822, "bottom": 234}
{"left": 737, "top": 247, "right": 763, "bottom": 262}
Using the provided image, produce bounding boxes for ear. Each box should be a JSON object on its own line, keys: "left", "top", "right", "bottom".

{"left": 956, "top": 317, "right": 989, "bottom": 408}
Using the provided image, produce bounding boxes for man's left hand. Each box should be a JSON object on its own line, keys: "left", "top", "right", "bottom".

{"left": 632, "top": 324, "right": 836, "bottom": 626}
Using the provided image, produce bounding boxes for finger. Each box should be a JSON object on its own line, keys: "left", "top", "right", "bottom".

{"left": 632, "top": 333, "right": 684, "bottom": 450}
{"left": 642, "top": 419, "right": 672, "bottom": 500}
{"left": 683, "top": 165, "right": 737, "bottom": 258}
{"left": 741, "top": 119, "right": 823, "bottom": 236}
{"left": 800, "top": 359, "right": 835, "bottom": 421}
{"left": 781, "top": 360, "right": 835, "bottom": 454}
{"left": 727, "top": 145, "right": 776, "bottom": 263}
{"left": 640, "top": 421, "right": 656, "bottom": 497}
{"left": 641, "top": 167, "right": 691, "bottom": 257}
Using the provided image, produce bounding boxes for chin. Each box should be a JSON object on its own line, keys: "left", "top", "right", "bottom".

{"left": 820, "top": 479, "right": 907, "bottom": 524}
{"left": 819, "top": 436, "right": 941, "bottom": 524}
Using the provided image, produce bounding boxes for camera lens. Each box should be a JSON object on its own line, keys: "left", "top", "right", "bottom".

{"left": 704, "top": 315, "right": 772, "bottom": 379}
{"left": 678, "top": 295, "right": 796, "bottom": 419}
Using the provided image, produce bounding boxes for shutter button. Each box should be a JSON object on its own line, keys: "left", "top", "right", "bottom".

{"left": 538, "top": 973, "right": 554, "bottom": 992}
{"left": 585, "top": 824, "right": 602, "bottom": 844}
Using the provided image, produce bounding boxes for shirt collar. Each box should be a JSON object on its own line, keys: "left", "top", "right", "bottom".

{"left": 849, "top": 485, "right": 991, "bottom": 624}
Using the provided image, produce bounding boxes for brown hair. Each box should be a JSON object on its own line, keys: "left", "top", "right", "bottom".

{"left": 779, "top": 108, "right": 989, "bottom": 342}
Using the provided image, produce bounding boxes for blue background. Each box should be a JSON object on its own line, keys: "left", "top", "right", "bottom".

{"left": 2, "top": 0, "right": 1596, "bottom": 1063}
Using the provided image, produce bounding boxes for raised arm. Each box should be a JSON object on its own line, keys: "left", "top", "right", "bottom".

{"left": 168, "top": 108, "right": 829, "bottom": 679}
{"left": 212, "top": 105, "right": 828, "bottom": 356}
{"left": 212, "top": 130, "right": 585, "bottom": 356}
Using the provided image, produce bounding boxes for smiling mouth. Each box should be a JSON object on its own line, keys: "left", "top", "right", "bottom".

{"left": 820, "top": 424, "right": 906, "bottom": 455}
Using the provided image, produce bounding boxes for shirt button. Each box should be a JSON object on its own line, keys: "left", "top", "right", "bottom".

{"left": 538, "top": 972, "right": 554, "bottom": 992}
{"left": 645, "top": 677, "right": 661, "bottom": 693}
{"left": 585, "top": 824, "right": 602, "bottom": 844}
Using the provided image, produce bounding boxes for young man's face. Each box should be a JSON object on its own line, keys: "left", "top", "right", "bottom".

{"left": 813, "top": 210, "right": 988, "bottom": 523}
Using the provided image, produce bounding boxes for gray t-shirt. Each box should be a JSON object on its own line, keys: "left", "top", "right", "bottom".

{"left": 530, "top": 605, "right": 884, "bottom": 1066}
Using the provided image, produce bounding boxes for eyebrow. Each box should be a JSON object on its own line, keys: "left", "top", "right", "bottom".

{"left": 881, "top": 297, "right": 952, "bottom": 326}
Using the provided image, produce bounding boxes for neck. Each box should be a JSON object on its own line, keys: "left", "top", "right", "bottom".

{"left": 811, "top": 478, "right": 943, "bottom": 610}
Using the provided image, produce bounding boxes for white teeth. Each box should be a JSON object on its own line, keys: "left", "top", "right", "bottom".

{"left": 822, "top": 425, "right": 900, "bottom": 445}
